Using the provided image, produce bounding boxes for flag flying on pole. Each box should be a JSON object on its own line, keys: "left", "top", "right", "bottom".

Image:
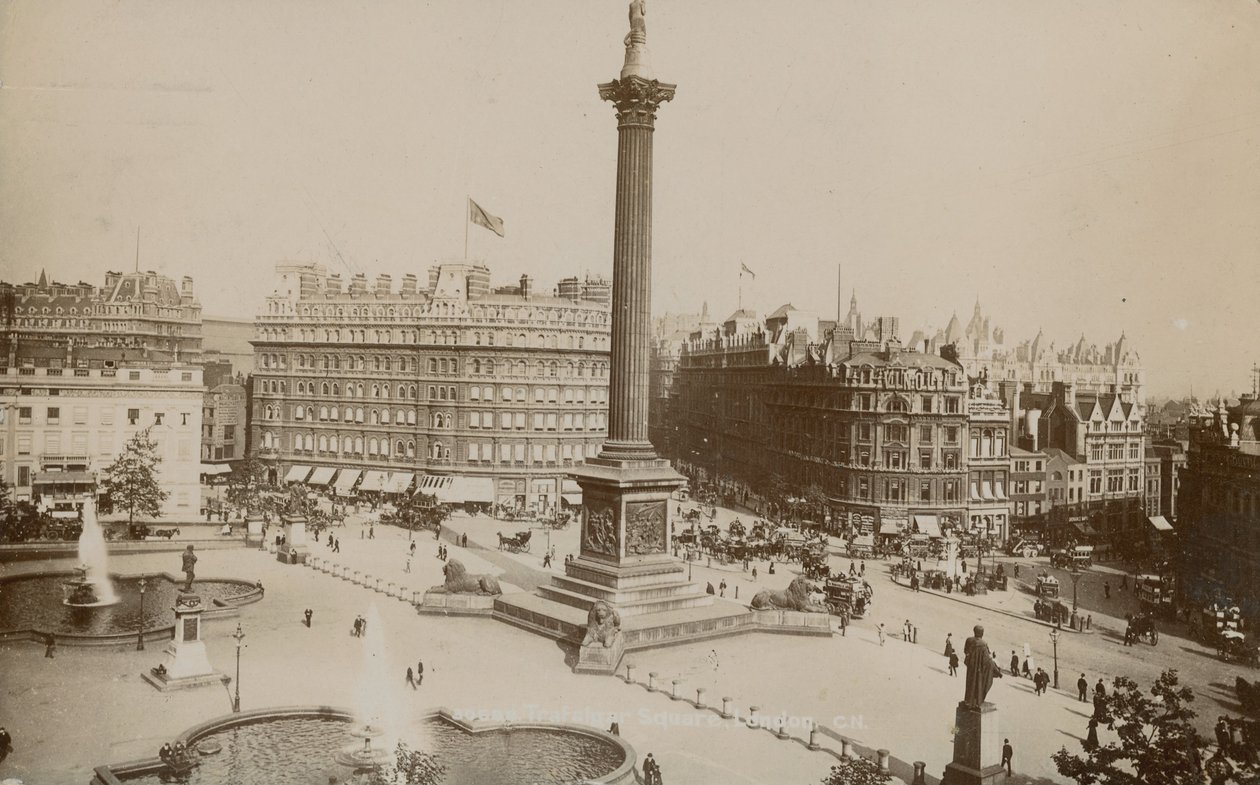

{"left": 740, "top": 262, "right": 756, "bottom": 279}
{"left": 468, "top": 198, "right": 505, "bottom": 238}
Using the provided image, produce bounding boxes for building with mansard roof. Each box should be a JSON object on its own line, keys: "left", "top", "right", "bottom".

{"left": 669, "top": 305, "right": 1012, "bottom": 543}
{"left": 250, "top": 261, "right": 611, "bottom": 512}
{"left": 1, "top": 270, "right": 202, "bottom": 362}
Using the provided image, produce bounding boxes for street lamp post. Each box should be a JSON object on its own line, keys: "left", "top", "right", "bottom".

{"left": 232, "top": 623, "right": 245, "bottom": 713}
{"left": 136, "top": 577, "right": 147, "bottom": 651}
{"left": 1070, "top": 566, "right": 1083, "bottom": 614}
{"left": 1049, "top": 628, "right": 1060, "bottom": 690}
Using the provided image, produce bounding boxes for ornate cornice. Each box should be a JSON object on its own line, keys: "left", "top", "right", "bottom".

{"left": 598, "top": 76, "right": 676, "bottom": 128}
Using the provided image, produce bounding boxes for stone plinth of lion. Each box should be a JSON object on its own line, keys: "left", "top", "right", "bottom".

{"left": 429, "top": 559, "right": 502, "bottom": 596}
{"left": 750, "top": 577, "right": 827, "bottom": 613}
{"left": 582, "top": 600, "right": 622, "bottom": 648}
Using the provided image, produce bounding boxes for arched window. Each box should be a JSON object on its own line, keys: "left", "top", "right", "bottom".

{"left": 382, "top": 409, "right": 391, "bottom": 425}
{"left": 356, "top": 407, "right": 364, "bottom": 423}
{"left": 330, "top": 406, "right": 339, "bottom": 421}
{"left": 369, "top": 438, "right": 378, "bottom": 455}
{"left": 406, "top": 440, "right": 416, "bottom": 458}
{"left": 318, "top": 435, "right": 328, "bottom": 451}
{"left": 332, "top": 383, "right": 340, "bottom": 396}
{"left": 432, "top": 441, "right": 444, "bottom": 459}
{"left": 396, "top": 440, "right": 405, "bottom": 457}
{"left": 321, "top": 382, "right": 330, "bottom": 395}
{"left": 319, "top": 406, "right": 328, "bottom": 421}
{"left": 406, "top": 410, "right": 416, "bottom": 425}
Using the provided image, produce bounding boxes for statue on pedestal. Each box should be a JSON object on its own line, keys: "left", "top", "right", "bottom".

{"left": 625, "top": 0, "right": 646, "bottom": 49}
{"left": 180, "top": 545, "right": 197, "bottom": 592}
{"left": 963, "top": 624, "right": 1002, "bottom": 705}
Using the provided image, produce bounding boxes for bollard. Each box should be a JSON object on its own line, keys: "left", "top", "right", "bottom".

{"left": 625, "top": 663, "right": 635, "bottom": 684}
{"left": 776, "top": 716, "right": 789, "bottom": 739}
{"left": 841, "top": 739, "right": 853, "bottom": 758}
{"left": 749, "top": 706, "right": 759, "bottom": 724}
{"left": 648, "top": 672, "right": 658, "bottom": 692}
{"left": 376, "top": 578, "right": 383, "bottom": 591}
{"left": 412, "top": 590, "right": 421, "bottom": 604}
{"left": 808, "top": 724, "right": 820, "bottom": 751}
{"left": 671, "top": 679, "right": 681, "bottom": 700}
{"left": 912, "top": 761, "right": 927, "bottom": 785}
{"left": 735, "top": 586, "right": 739, "bottom": 599}
{"left": 913, "top": 625, "right": 918, "bottom": 644}
{"left": 877, "top": 749, "right": 890, "bottom": 774}
{"left": 696, "top": 688, "right": 706, "bottom": 709}
{"left": 721, "top": 697, "right": 733, "bottom": 719}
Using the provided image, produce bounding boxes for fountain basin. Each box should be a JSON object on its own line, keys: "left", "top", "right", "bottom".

{"left": 0, "top": 572, "right": 262, "bottom": 645}
{"left": 93, "top": 705, "right": 636, "bottom": 785}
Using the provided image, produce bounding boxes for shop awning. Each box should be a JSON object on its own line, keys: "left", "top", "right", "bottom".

{"left": 851, "top": 534, "right": 876, "bottom": 548}
{"left": 913, "top": 514, "right": 943, "bottom": 538}
{"left": 307, "top": 466, "right": 337, "bottom": 485}
{"left": 1148, "top": 515, "right": 1173, "bottom": 532}
{"left": 879, "top": 519, "right": 907, "bottom": 536}
{"left": 562, "top": 479, "right": 583, "bottom": 494}
{"left": 561, "top": 493, "right": 583, "bottom": 506}
{"left": 385, "top": 472, "right": 414, "bottom": 494}
{"left": 33, "top": 471, "right": 94, "bottom": 485}
{"left": 334, "top": 469, "right": 361, "bottom": 491}
{"left": 284, "top": 465, "right": 311, "bottom": 483}
{"left": 994, "top": 482, "right": 1008, "bottom": 500}
{"left": 199, "top": 463, "right": 231, "bottom": 476}
{"left": 415, "top": 474, "right": 453, "bottom": 495}
{"left": 1072, "top": 521, "right": 1100, "bottom": 538}
{"left": 980, "top": 481, "right": 995, "bottom": 501}
{"left": 359, "top": 471, "right": 389, "bottom": 493}
{"left": 449, "top": 476, "right": 495, "bottom": 504}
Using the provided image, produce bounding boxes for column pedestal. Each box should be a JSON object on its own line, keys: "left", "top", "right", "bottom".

{"left": 245, "top": 515, "right": 264, "bottom": 547}
{"left": 942, "top": 702, "right": 1005, "bottom": 785}
{"left": 277, "top": 514, "right": 309, "bottom": 564}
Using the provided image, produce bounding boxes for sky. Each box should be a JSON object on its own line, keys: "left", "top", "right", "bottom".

{"left": 1, "top": 0, "right": 1258, "bottom": 399}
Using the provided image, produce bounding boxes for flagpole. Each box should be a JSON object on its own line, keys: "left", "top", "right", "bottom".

{"left": 738, "top": 267, "right": 743, "bottom": 310}
{"left": 464, "top": 196, "right": 470, "bottom": 260}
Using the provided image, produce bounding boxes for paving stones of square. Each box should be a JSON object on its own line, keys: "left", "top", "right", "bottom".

{"left": 0, "top": 503, "right": 1248, "bottom": 785}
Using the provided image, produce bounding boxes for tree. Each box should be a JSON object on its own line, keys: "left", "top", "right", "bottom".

{"left": 226, "top": 455, "right": 272, "bottom": 516}
{"left": 1052, "top": 669, "right": 1260, "bottom": 785}
{"left": 804, "top": 483, "right": 830, "bottom": 525}
{"left": 100, "top": 428, "right": 168, "bottom": 528}
{"left": 368, "top": 741, "right": 446, "bottom": 785}
{"left": 818, "top": 756, "right": 891, "bottom": 785}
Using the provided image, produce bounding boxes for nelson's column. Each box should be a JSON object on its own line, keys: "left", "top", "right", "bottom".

{"left": 493, "top": 1, "right": 830, "bottom": 673}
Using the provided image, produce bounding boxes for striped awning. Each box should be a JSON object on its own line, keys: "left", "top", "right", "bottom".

{"left": 385, "top": 472, "right": 414, "bottom": 494}
{"left": 359, "top": 471, "right": 389, "bottom": 493}
{"left": 334, "top": 469, "right": 361, "bottom": 490}
{"left": 561, "top": 493, "right": 583, "bottom": 506}
{"left": 307, "top": 467, "right": 337, "bottom": 485}
{"left": 913, "top": 514, "right": 942, "bottom": 538}
{"left": 284, "top": 465, "right": 311, "bottom": 483}
{"left": 199, "top": 464, "right": 231, "bottom": 476}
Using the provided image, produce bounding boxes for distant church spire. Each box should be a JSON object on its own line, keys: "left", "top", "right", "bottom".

{"left": 37, "top": 269, "right": 47, "bottom": 287}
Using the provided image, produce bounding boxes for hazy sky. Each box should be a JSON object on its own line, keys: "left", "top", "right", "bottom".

{"left": 2, "top": 1, "right": 1258, "bottom": 398}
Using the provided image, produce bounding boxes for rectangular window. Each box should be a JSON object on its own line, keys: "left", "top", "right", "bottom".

{"left": 919, "top": 425, "right": 933, "bottom": 443}
{"left": 564, "top": 388, "right": 574, "bottom": 404}
{"left": 535, "top": 388, "right": 544, "bottom": 403}
{"left": 514, "top": 412, "right": 525, "bottom": 430}
{"left": 886, "top": 424, "right": 907, "bottom": 442}
{"left": 73, "top": 406, "right": 88, "bottom": 425}
{"left": 944, "top": 426, "right": 959, "bottom": 444}
{"left": 17, "top": 435, "right": 31, "bottom": 455}
{"left": 919, "top": 450, "right": 932, "bottom": 470}
{"left": 17, "top": 465, "right": 30, "bottom": 486}
{"left": 514, "top": 443, "right": 525, "bottom": 462}
{"left": 857, "top": 423, "right": 872, "bottom": 442}
{"left": 547, "top": 413, "right": 557, "bottom": 431}
{"left": 181, "top": 372, "right": 193, "bottom": 382}
{"left": 468, "top": 443, "right": 480, "bottom": 461}
{"left": 469, "top": 412, "right": 480, "bottom": 429}
{"left": 921, "top": 396, "right": 933, "bottom": 413}
{"left": 545, "top": 444, "right": 556, "bottom": 461}
{"left": 18, "top": 407, "right": 31, "bottom": 424}
{"left": 1089, "top": 470, "right": 1103, "bottom": 495}
{"left": 500, "top": 412, "right": 511, "bottom": 430}
{"left": 499, "top": 443, "right": 511, "bottom": 463}
{"left": 45, "top": 432, "right": 62, "bottom": 452}
{"left": 129, "top": 371, "right": 141, "bottom": 381}
{"left": 920, "top": 480, "right": 931, "bottom": 501}
{"left": 127, "top": 408, "right": 140, "bottom": 425}
{"left": 858, "top": 478, "right": 869, "bottom": 499}
{"left": 471, "top": 387, "right": 481, "bottom": 401}
{"left": 46, "top": 407, "right": 60, "bottom": 425}
{"left": 944, "top": 397, "right": 960, "bottom": 414}
{"left": 533, "top": 413, "right": 544, "bottom": 430}
{"left": 502, "top": 387, "right": 512, "bottom": 402}
{"left": 533, "top": 444, "right": 543, "bottom": 461}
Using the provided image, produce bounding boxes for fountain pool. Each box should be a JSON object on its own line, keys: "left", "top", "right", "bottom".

{"left": 99, "top": 708, "right": 635, "bottom": 785}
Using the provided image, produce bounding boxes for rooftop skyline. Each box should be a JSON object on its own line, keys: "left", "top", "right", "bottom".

{"left": 2, "top": 1, "right": 1257, "bottom": 398}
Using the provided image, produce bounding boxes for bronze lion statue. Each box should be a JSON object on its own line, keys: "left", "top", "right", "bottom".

{"left": 750, "top": 577, "right": 827, "bottom": 613}
{"left": 431, "top": 559, "right": 502, "bottom": 596}
{"left": 582, "top": 600, "right": 622, "bottom": 647}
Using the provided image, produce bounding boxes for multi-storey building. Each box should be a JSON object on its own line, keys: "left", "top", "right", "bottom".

{"left": 1, "top": 270, "right": 203, "bottom": 361}
{"left": 1009, "top": 447, "right": 1049, "bottom": 522}
{"left": 671, "top": 308, "right": 1011, "bottom": 542}
{"left": 202, "top": 383, "right": 247, "bottom": 464}
{"left": 1179, "top": 397, "right": 1260, "bottom": 619}
{"left": 250, "top": 261, "right": 611, "bottom": 511}
{"left": 648, "top": 305, "right": 713, "bottom": 457}
{"left": 0, "top": 346, "right": 203, "bottom": 518}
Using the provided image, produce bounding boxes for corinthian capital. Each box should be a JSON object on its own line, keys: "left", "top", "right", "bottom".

{"left": 598, "top": 76, "right": 677, "bottom": 128}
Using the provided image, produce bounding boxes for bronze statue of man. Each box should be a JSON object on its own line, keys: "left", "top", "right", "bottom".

{"left": 181, "top": 544, "right": 197, "bottom": 592}
{"left": 963, "top": 624, "right": 1002, "bottom": 705}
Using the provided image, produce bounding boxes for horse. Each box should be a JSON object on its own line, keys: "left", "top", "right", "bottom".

{"left": 150, "top": 528, "right": 181, "bottom": 540}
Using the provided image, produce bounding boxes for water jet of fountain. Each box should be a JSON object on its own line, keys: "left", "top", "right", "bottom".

{"left": 336, "top": 603, "right": 415, "bottom": 771}
{"left": 64, "top": 499, "right": 119, "bottom": 607}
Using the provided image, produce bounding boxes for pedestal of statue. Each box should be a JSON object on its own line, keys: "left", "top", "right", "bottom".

{"left": 141, "top": 594, "right": 228, "bottom": 692}
{"left": 245, "top": 515, "right": 264, "bottom": 546}
{"left": 942, "top": 702, "right": 1005, "bottom": 785}
{"left": 277, "top": 513, "right": 308, "bottom": 564}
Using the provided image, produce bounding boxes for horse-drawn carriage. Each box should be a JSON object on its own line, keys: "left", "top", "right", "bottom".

{"left": 1125, "top": 611, "right": 1159, "bottom": 645}
{"left": 1036, "top": 574, "right": 1060, "bottom": 599}
{"left": 1034, "top": 597, "right": 1071, "bottom": 625}
{"left": 497, "top": 530, "right": 532, "bottom": 553}
{"left": 825, "top": 576, "right": 872, "bottom": 620}
{"left": 802, "top": 549, "right": 830, "bottom": 581}
{"left": 1220, "top": 631, "right": 1259, "bottom": 667}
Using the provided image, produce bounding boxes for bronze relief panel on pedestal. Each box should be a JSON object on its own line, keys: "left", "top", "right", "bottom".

{"left": 583, "top": 503, "right": 618, "bottom": 557}
{"left": 624, "top": 500, "right": 667, "bottom": 555}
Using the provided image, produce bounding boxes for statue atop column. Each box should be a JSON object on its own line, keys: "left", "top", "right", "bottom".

{"left": 620, "top": 0, "right": 652, "bottom": 80}
{"left": 962, "top": 624, "right": 1002, "bottom": 705}
{"left": 180, "top": 545, "right": 197, "bottom": 592}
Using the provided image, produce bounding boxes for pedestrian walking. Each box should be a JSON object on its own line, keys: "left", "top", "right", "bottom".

{"left": 417, "top": 659, "right": 424, "bottom": 686}
{"left": 1010, "top": 651, "right": 1019, "bottom": 677}
{"left": 848, "top": 562, "right": 856, "bottom": 576}
{"left": 0, "top": 726, "right": 12, "bottom": 764}
{"left": 1085, "top": 717, "right": 1099, "bottom": 751}
{"left": 1022, "top": 657, "right": 1032, "bottom": 679}
{"left": 405, "top": 557, "right": 412, "bottom": 573}
{"left": 904, "top": 619, "right": 913, "bottom": 641}
{"left": 334, "top": 538, "right": 340, "bottom": 553}
{"left": 1002, "top": 739, "right": 1013, "bottom": 776}
{"left": 877, "top": 623, "right": 885, "bottom": 647}
{"left": 706, "top": 582, "right": 715, "bottom": 595}
{"left": 719, "top": 580, "right": 727, "bottom": 598}
{"left": 410, "top": 541, "right": 417, "bottom": 556}
{"left": 543, "top": 553, "right": 552, "bottom": 568}
{"left": 369, "top": 525, "right": 375, "bottom": 539}
{"left": 944, "top": 633, "right": 955, "bottom": 659}
{"left": 751, "top": 567, "right": 758, "bottom": 580}
{"left": 1104, "top": 581, "right": 1110, "bottom": 599}
{"left": 948, "top": 650, "right": 959, "bottom": 676}
{"left": 860, "top": 560, "right": 866, "bottom": 576}
{"left": 406, "top": 667, "right": 416, "bottom": 689}
{"left": 1077, "top": 673, "right": 1088, "bottom": 702}
{"left": 44, "top": 633, "right": 56, "bottom": 659}
{"left": 304, "top": 608, "right": 313, "bottom": 628}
